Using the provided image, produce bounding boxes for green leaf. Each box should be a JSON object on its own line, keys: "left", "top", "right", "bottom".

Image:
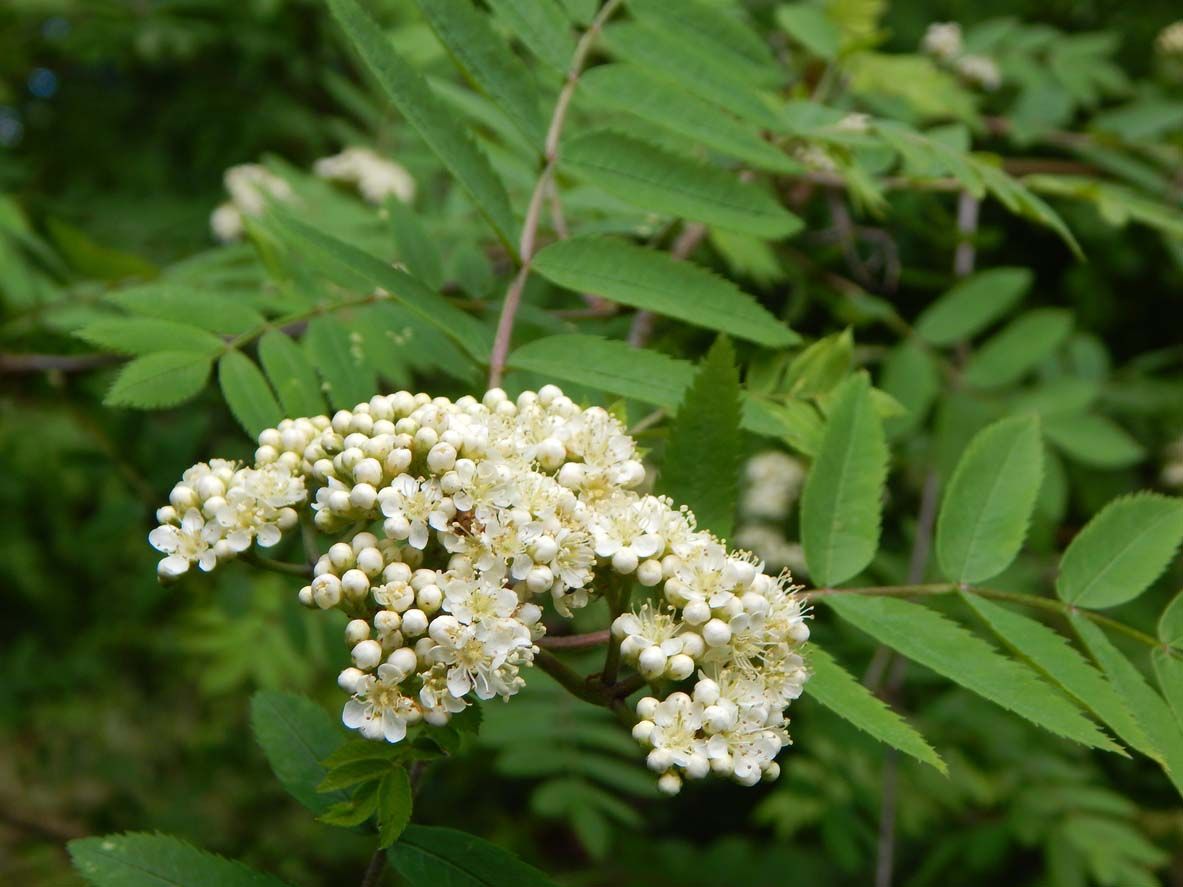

{"left": 327, "top": 0, "right": 516, "bottom": 247}
{"left": 784, "top": 329, "right": 852, "bottom": 398}
{"left": 531, "top": 236, "right": 798, "bottom": 347}
{"left": 963, "top": 309, "right": 1074, "bottom": 390}
{"left": 319, "top": 780, "right": 382, "bottom": 827}
{"left": 377, "top": 768, "right": 414, "bottom": 848}
{"left": 317, "top": 758, "right": 395, "bottom": 793}
{"left": 804, "top": 647, "right": 946, "bottom": 772}
{"left": 1071, "top": 615, "right": 1183, "bottom": 798}
{"left": 219, "top": 351, "right": 283, "bottom": 436}
{"left": 387, "top": 198, "right": 444, "bottom": 290}
{"left": 322, "top": 737, "right": 406, "bottom": 769}
{"left": 914, "top": 267, "right": 1032, "bottom": 346}
{"left": 77, "top": 317, "right": 225, "bottom": 356}
{"left": 564, "top": 131, "right": 802, "bottom": 239}
{"left": 106, "top": 284, "right": 265, "bottom": 334}
{"left": 1056, "top": 493, "right": 1183, "bottom": 609}
{"left": 601, "top": 21, "right": 778, "bottom": 127}
{"left": 268, "top": 212, "right": 490, "bottom": 363}
{"left": 250, "top": 690, "right": 347, "bottom": 815}
{"left": 962, "top": 593, "right": 1153, "bottom": 758}
{"left": 105, "top": 351, "right": 212, "bottom": 409}
{"left": 800, "top": 374, "right": 888, "bottom": 586}
{"left": 627, "top": 0, "right": 776, "bottom": 85}
{"left": 304, "top": 316, "right": 377, "bottom": 411}
{"left": 879, "top": 339, "right": 940, "bottom": 439}
{"left": 824, "top": 594, "right": 1117, "bottom": 751}
{"left": 936, "top": 414, "right": 1043, "bottom": 583}
{"left": 578, "top": 64, "right": 799, "bottom": 174}
{"left": 415, "top": 0, "right": 544, "bottom": 144}
{"left": 659, "top": 338, "right": 741, "bottom": 538}
{"left": 389, "top": 825, "right": 557, "bottom": 887}
{"left": 1158, "top": 589, "right": 1183, "bottom": 648}
{"left": 1042, "top": 412, "right": 1145, "bottom": 468}
{"left": 1151, "top": 650, "right": 1183, "bottom": 734}
{"left": 258, "top": 330, "right": 328, "bottom": 418}
{"left": 69, "top": 833, "right": 290, "bottom": 887}
{"left": 485, "top": 0, "right": 574, "bottom": 72}
{"left": 775, "top": 4, "right": 841, "bottom": 60}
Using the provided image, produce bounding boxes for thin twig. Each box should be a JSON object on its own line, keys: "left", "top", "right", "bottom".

{"left": 953, "top": 192, "right": 981, "bottom": 279}
{"left": 537, "top": 629, "right": 612, "bottom": 650}
{"left": 360, "top": 848, "right": 385, "bottom": 887}
{"left": 487, "top": 0, "right": 624, "bottom": 387}
{"left": 0, "top": 352, "right": 119, "bottom": 373}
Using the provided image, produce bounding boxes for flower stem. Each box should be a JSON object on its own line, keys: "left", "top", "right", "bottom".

{"left": 241, "top": 550, "right": 311, "bottom": 577}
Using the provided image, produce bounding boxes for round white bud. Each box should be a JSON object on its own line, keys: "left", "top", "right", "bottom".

{"left": 416, "top": 584, "right": 443, "bottom": 613}
{"left": 341, "top": 569, "right": 370, "bottom": 601}
{"left": 647, "top": 748, "right": 673, "bottom": 773}
{"left": 349, "top": 483, "right": 377, "bottom": 511}
{"left": 636, "top": 559, "right": 663, "bottom": 587}
{"left": 789, "top": 621, "right": 811, "bottom": 643}
{"left": 386, "top": 646, "right": 417, "bottom": 678}
{"left": 611, "top": 548, "right": 639, "bottom": 574}
{"left": 351, "top": 639, "right": 383, "bottom": 670}
{"left": 426, "top": 442, "right": 457, "bottom": 473}
{"left": 693, "top": 679, "right": 720, "bottom": 706}
{"left": 682, "top": 600, "right": 711, "bottom": 625}
{"left": 297, "top": 585, "right": 314, "bottom": 607}
{"left": 353, "top": 458, "right": 383, "bottom": 486}
{"left": 680, "top": 633, "right": 706, "bottom": 659}
{"left": 374, "top": 610, "right": 402, "bottom": 634}
{"left": 344, "top": 619, "right": 371, "bottom": 645}
{"left": 702, "top": 618, "right": 732, "bottom": 647}
{"left": 338, "top": 667, "right": 365, "bottom": 693}
{"left": 328, "top": 542, "right": 354, "bottom": 570}
{"left": 632, "top": 720, "right": 656, "bottom": 745}
{"left": 529, "top": 535, "right": 558, "bottom": 564}
{"left": 638, "top": 645, "right": 669, "bottom": 679}
{"left": 666, "top": 653, "right": 695, "bottom": 680}
{"left": 312, "top": 574, "right": 342, "bottom": 609}
{"left": 356, "top": 547, "right": 385, "bottom": 577}
{"left": 402, "top": 608, "right": 429, "bottom": 637}
{"left": 657, "top": 772, "right": 683, "bottom": 796}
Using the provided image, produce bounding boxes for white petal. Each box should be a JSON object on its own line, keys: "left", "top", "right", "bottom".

{"left": 342, "top": 700, "right": 368, "bottom": 729}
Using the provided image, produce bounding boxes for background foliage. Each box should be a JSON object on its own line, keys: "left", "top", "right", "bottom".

{"left": 3, "top": 0, "right": 1183, "bottom": 885}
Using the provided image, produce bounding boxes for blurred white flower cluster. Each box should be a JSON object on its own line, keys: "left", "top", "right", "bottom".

{"left": 1159, "top": 22, "right": 1183, "bottom": 56}
{"left": 921, "top": 22, "right": 1001, "bottom": 91}
{"left": 1162, "top": 435, "right": 1183, "bottom": 489}
{"left": 148, "top": 386, "right": 810, "bottom": 791}
{"left": 210, "top": 147, "right": 414, "bottom": 242}
{"left": 733, "top": 451, "right": 806, "bottom": 576}
{"left": 314, "top": 146, "right": 416, "bottom": 205}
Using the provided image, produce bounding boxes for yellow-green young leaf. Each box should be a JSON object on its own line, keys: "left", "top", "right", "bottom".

{"left": 219, "top": 351, "right": 283, "bottom": 437}
{"left": 105, "top": 351, "right": 212, "bottom": 409}
{"left": 258, "top": 330, "right": 328, "bottom": 418}
{"left": 962, "top": 592, "right": 1153, "bottom": 758}
{"left": 825, "top": 595, "right": 1117, "bottom": 751}
{"left": 659, "top": 338, "right": 741, "bottom": 538}
{"left": 744, "top": 397, "right": 824, "bottom": 457}
{"left": 318, "top": 780, "right": 381, "bottom": 827}
{"left": 106, "top": 284, "right": 265, "bottom": 335}
{"left": 563, "top": 131, "right": 803, "bottom": 239}
{"left": 963, "top": 309, "right": 1074, "bottom": 390}
{"left": 804, "top": 647, "right": 946, "bottom": 772}
{"left": 250, "top": 691, "right": 347, "bottom": 815}
{"left": 304, "top": 317, "right": 376, "bottom": 412}
{"left": 879, "top": 339, "right": 940, "bottom": 439}
{"left": 69, "top": 833, "right": 291, "bottom": 887}
{"left": 775, "top": 4, "right": 841, "bottom": 60}
{"left": 1159, "top": 589, "right": 1183, "bottom": 648}
{"left": 531, "top": 237, "right": 798, "bottom": 347}
{"left": 1042, "top": 412, "right": 1145, "bottom": 468}
{"left": 578, "top": 64, "right": 799, "bottom": 174}
{"left": 377, "top": 769, "right": 414, "bottom": 848}
{"left": 390, "top": 825, "right": 557, "bottom": 887}
{"left": 1071, "top": 615, "right": 1183, "bottom": 798}
{"left": 914, "top": 267, "right": 1032, "bottom": 346}
{"left": 485, "top": 0, "right": 574, "bottom": 72}
{"left": 626, "top": 0, "right": 778, "bottom": 86}
{"left": 77, "top": 317, "right": 225, "bottom": 356}
{"left": 1152, "top": 650, "right": 1183, "bottom": 733}
{"left": 327, "top": 0, "right": 516, "bottom": 248}
{"left": 936, "top": 414, "right": 1043, "bottom": 584}
{"left": 785, "top": 328, "right": 852, "bottom": 398}
{"left": 1056, "top": 493, "right": 1183, "bottom": 609}
{"left": 601, "top": 21, "right": 778, "bottom": 127}
{"left": 268, "top": 212, "right": 490, "bottom": 363}
{"left": 415, "top": 0, "right": 545, "bottom": 144}
{"left": 800, "top": 374, "right": 888, "bottom": 586}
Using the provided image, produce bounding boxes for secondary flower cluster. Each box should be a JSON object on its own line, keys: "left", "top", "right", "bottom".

{"left": 148, "top": 386, "right": 810, "bottom": 793}
{"left": 210, "top": 148, "right": 415, "bottom": 242}
{"left": 921, "top": 21, "right": 1001, "bottom": 91}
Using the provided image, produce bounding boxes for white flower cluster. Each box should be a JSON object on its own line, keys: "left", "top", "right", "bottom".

{"left": 1162, "top": 435, "right": 1183, "bottom": 488}
{"left": 732, "top": 451, "right": 806, "bottom": 575}
{"left": 1158, "top": 22, "right": 1183, "bottom": 57}
{"left": 148, "top": 386, "right": 810, "bottom": 791}
{"left": 921, "top": 21, "right": 1001, "bottom": 91}
{"left": 210, "top": 164, "right": 296, "bottom": 243}
{"left": 149, "top": 459, "right": 306, "bottom": 579}
{"left": 314, "top": 147, "right": 416, "bottom": 205}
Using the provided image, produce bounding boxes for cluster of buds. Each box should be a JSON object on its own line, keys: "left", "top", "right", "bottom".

{"left": 921, "top": 21, "right": 1001, "bottom": 91}
{"left": 314, "top": 146, "right": 416, "bottom": 205}
{"left": 210, "top": 164, "right": 296, "bottom": 243}
{"left": 149, "top": 459, "right": 305, "bottom": 579}
{"left": 734, "top": 451, "right": 807, "bottom": 575}
{"left": 148, "top": 386, "right": 810, "bottom": 792}
{"left": 1158, "top": 21, "right": 1183, "bottom": 57}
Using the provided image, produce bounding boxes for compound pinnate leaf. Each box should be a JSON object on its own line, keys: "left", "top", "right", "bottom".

{"left": 69, "top": 832, "right": 290, "bottom": 887}
{"left": 105, "top": 351, "right": 212, "bottom": 409}
{"left": 250, "top": 691, "right": 347, "bottom": 815}
{"left": 389, "top": 825, "right": 557, "bottom": 887}
{"left": 218, "top": 351, "right": 283, "bottom": 437}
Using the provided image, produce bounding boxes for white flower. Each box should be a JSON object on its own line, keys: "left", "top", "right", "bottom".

{"left": 343, "top": 664, "right": 423, "bottom": 743}
{"left": 314, "top": 146, "right": 416, "bottom": 205}
{"left": 955, "top": 54, "right": 1001, "bottom": 90}
{"left": 149, "top": 508, "right": 219, "bottom": 577}
{"left": 922, "top": 22, "right": 962, "bottom": 60}
{"left": 742, "top": 451, "right": 804, "bottom": 521}
{"left": 379, "top": 474, "right": 449, "bottom": 549}
{"left": 426, "top": 614, "right": 534, "bottom": 700}
{"left": 442, "top": 567, "right": 519, "bottom": 624}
